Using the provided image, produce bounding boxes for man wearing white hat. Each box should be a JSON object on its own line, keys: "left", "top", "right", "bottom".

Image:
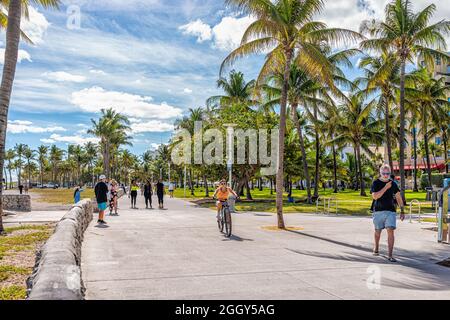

{"left": 95, "top": 175, "right": 109, "bottom": 224}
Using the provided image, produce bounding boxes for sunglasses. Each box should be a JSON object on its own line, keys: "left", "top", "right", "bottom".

{"left": 381, "top": 172, "right": 391, "bottom": 176}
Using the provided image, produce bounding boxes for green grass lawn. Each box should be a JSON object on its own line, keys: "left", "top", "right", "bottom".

{"left": 30, "top": 188, "right": 95, "bottom": 204}
{"left": 175, "top": 187, "right": 433, "bottom": 216}
{"left": 0, "top": 224, "right": 54, "bottom": 300}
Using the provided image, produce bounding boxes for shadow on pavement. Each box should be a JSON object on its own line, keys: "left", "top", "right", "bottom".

{"left": 285, "top": 229, "right": 450, "bottom": 291}
{"left": 222, "top": 234, "right": 254, "bottom": 242}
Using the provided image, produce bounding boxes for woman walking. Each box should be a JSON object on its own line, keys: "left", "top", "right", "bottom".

{"left": 144, "top": 179, "right": 153, "bottom": 209}
{"left": 156, "top": 179, "right": 165, "bottom": 209}
{"left": 130, "top": 180, "right": 139, "bottom": 209}
{"left": 109, "top": 179, "right": 119, "bottom": 215}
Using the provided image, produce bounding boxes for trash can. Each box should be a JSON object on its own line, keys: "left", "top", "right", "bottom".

{"left": 288, "top": 196, "right": 295, "bottom": 203}
{"left": 228, "top": 194, "right": 237, "bottom": 213}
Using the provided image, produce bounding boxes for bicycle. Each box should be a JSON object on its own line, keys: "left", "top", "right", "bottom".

{"left": 216, "top": 199, "right": 232, "bottom": 238}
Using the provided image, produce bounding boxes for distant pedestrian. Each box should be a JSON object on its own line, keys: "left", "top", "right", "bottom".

{"left": 156, "top": 179, "right": 165, "bottom": 209}
{"left": 168, "top": 182, "right": 175, "bottom": 198}
{"left": 24, "top": 184, "right": 29, "bottom": 194}
{"left": 371, "top": 164, "right": 405, "bottom": 262}
{"left": 74, "top": 185, "right": 84, "bottom": 204}
{"left": 94, "top": 175, "right": 109, "bottom": 225}
{"left": 144, "top": 179, "right": 153, "bottom": 209}
{"left": 18, "top": 184, "right": 24, "bottom": 195}
{"left": 109, "top": 179, "right": 119, "bottom": 215}
{"left": 130, "top": 180, "right": 139, "bottom": 209}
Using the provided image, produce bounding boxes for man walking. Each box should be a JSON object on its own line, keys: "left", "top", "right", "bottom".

{"left": 95, "top": 175, "right": 109, "bottom": 225}
{"left": 371, "top": 164, "right": 405, "bottom": 262}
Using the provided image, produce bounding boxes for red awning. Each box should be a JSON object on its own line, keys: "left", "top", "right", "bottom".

{"left": 393, "top": 163, "right": 446, "bottom": 171}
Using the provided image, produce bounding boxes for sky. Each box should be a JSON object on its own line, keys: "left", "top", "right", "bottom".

{"left": 3, "top": 0, "right": 449, "bottom": 156}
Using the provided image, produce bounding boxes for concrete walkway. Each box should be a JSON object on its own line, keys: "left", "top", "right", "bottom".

{"left": 81, "top": 195, "right": 450, "bottom": 300}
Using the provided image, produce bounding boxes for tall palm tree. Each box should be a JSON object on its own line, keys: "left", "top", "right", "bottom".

{"left": 357, "top": 53, "right": 400, "bottom": 170}
{"left": 221, "top": 0, "right": 361, "bottom": 228}
{"left": 37, "top": 145, "right": 48, "bottom": 187}
{"left": 84, "top": 142, "right": 97, "bottom": 186}
{"left": 4, "top": 148, "right": 15, "bottom": 189}
{"left": 360, "top": 0, "right": 450, "bottom": 196}
{"left": 334, "top": 92, "right": 384, "bottom": 196}
{"left": 49, "top": 145, "right": 64, "bottom": 184}
{"left": 23, "top": 145, "right": 35, "bottom": 188}
{"left": 0, "top": 0, "right": 61, "bottom": 233}
{"left": 88, "top": 108, "right": 131, "bottom": 179}
{"left": 406, "top": 68, "right": 450, "bottom": 187}
{"left": 206, "top": 70, "right": 256, "bottom": 110}
{"left": 13, "top": 143, "right": 25, "bottom": 186}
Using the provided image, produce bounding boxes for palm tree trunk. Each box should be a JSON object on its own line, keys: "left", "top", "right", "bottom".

{"left": 356, "top": 144, "right": 366, "bottom": 196}
{"left": 3, "top": 167, "right": 7, "bottom": 190}
{"left": 203, "top": 175, "right": 209, "bottom": 197}
{"left": 413, "top": 128, "right": 419, "bottom": 192}
{"left": 245, "top": 178, "right": 252, "bottom": 200}
{"left": 275, "top": 49, "right": 293, "bottom": 229}
{"left": 443, "top": 131, "right": 449, "bottom": 174}
{"left": 353, "top": 148, "right": 359, "bottom": 190}
{"left": 0, "top": 0, "right": 22, "bottom": 233}
{"left": 384, "top": 95, "right": 394, "bottom": 170}
{"left": 398, "top": 57, "right": 407, "bottom": 197}
{"left": 292, "top": 104, "right": 312, "bottom": 203}
{"left": 314, "top": 105, "right": 320, "bottom": 198}
{"left": 332, "top": 143, "right": 338, "bottom": 193}
{"left": 423, "top": 114, "right": 433, "bottom": 188}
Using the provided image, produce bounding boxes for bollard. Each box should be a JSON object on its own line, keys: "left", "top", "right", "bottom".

{"left": 228, "top": 194, "right": 237, "bottom": 213}
{"left": 437, "top": 186, "right": 449, "bottom": 243}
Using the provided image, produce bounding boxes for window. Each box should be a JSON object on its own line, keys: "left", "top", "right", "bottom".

{"left": 436, "top": 56, "right": 441, "bottom": 66}
{"left": 436, "top": 137, "right": 442, "bottom": 145}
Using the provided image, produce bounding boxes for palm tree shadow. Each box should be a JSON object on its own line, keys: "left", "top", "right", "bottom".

{"left": 285, "top": 229, "right": 450, "bottom": 291}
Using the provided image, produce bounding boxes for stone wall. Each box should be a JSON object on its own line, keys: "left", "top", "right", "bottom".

{"left": 26, "top": 199, "right": 93, "bottom": 300}
{"left": 2, "top": 194, "right": 31, "bottom": 212}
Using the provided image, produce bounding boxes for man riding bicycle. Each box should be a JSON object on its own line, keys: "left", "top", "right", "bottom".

{"left": 213, "top": 180, "right": 238, "bottom": 221}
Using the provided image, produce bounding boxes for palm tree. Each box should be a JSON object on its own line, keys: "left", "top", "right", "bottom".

{"left": 334, "top": 91, "right": 384, "bottom": 196}
{"left": 4, "top": 149, "right": 15, "bottom": 189}
{"left": 221, "top": 0, "right": 361, "bottom": 228}
{"left": 206, "top": 70, "right": 256, "bottom": 110}
{"left": 88, "top": 108, "right": 131, "bottom": 179}
{"left": 360, "top": 0, "right": 450, "bottom": 196}
{"left": 23, "top": 145, "right": 36, "bottom": 188}
{"left": 0, "top": 0, "right": 60, "bottom": 233}
{"left": 49, "top": 145, "right": 64, "bottom": 184}
{"left": 37, "top": 145, "right": 48, "bottom": 187}
{"left": 357, "top": 53, "right": 400, "bottom": 170}
{"left": 406, "top": 68, "right": 450, "bottom": 188}
{"left": 84, "top": 142, "right": 97, "bottom": 186}
{"left": 13, "top": 143, "right": 26, "bottom": 186}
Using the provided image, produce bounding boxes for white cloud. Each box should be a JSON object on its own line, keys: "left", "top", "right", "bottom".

{"left": 21, "top": 6, "right": 50, "bottom": 44}
{"left": 44, "top": 71, "right": 86, "bottom": 83}
{"left": 179, "top": 19, "right": 212, "bottom": 43}
{"left": 131, "top": 120, "right": 174, "bottom": 133}
{"left": 212, "top": 15, "right": 256, "bottom": 51}
{"left": 0, "top": 49, "right": 32, "bottom": 64}
{"left": 41, "top": 133, "right": 99, "bottom": 145}
{"left": 90, "top": 69, "right": 107, "bottom": 75}
{"left": 183, "top": 88, "right": 193, "bottom": 94}
{"left": 180, "top": 15, "right": 256, "bottom": 51}
{"left": 70, "top": 86, "right": 183, "bottom": 120}
{"left": 7, "top": 120, "right": 66, "bottom": 134}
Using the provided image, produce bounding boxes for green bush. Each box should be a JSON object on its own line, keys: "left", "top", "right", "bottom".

{"left": 420, "top": 173, "right": 445, "bottom": 189}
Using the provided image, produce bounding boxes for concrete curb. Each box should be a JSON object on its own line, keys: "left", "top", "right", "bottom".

{"left": 26, "top": 199, "right": 93, "bottom": 300}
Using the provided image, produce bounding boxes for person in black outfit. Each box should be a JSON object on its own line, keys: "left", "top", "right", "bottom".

{"left": 371, "top": 164, "right": 405, "bottom": 262}
{"left": 19, "top": 184, "right": 24, "bottom": 195}
{"left": 129, "top": 180, "right": 139, "bottom": 209}
{"left": 144, "top": 180, "right": 153, "bottom": 209}
{"left": 94, "top": 175, "right": 109, "bottom": 224}
{"left": 156, "top": 179, "right": 165, "bottom": 209}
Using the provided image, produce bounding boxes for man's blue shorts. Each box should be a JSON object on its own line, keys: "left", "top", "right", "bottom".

{"left": 98, "top": 202, "right": 107, "bottom": 211}
{"left": 373, "top": 210, "right": 397, "bottom": 230}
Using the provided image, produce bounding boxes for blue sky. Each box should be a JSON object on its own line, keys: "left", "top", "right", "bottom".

{"left": 4, "top": 0, "right": 449, "bottom": 156}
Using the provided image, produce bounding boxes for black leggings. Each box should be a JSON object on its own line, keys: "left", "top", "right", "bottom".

{"left": 130, "top": 191, "right": 137, "bottom": 207}
{"left": 157, "top": 193, "right": 164, "bottom": 206}
{"left": 144, "top": 193, "right": 152, "bottom": 207}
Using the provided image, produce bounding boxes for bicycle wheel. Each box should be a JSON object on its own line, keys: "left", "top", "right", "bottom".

{"left": 224, "top": 208, "right": 232, "bottom": 238}
{"left": 218, "top": 210, "right": 224, "bottom": 232}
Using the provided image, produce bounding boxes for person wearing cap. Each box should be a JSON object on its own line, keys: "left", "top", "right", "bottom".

{"left": 95, "top": 175, "right": 109, "bottom": 224}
